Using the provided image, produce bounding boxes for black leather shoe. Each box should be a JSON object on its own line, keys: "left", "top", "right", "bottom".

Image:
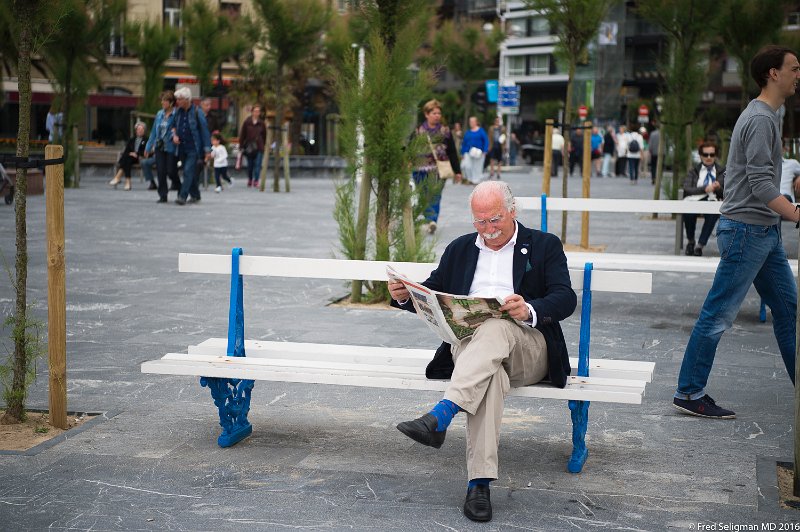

{"left": 694, "top": 247, "right": 703, "bottom": 256}
{"left": 156, "top": 197, "right": 167, "bottom": 203}
{"left": 685, "top": 241, "right": 695, "bottom": 256}
{"left": 464, "top": 485, "right": 492, "bottom": 522}
{"left": 396, "top": 413, "right": 445, "bottom": 448}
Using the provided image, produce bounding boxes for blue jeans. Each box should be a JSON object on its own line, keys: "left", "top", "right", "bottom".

{"left": 140, "top": 156, "right": 155, "bottom": 183}
{"left": 246, "top": 151, "right": 263, "bottom": 183}
{"left": 179, "top": 151, "right": 201, "bottom": 201}
{"left": 676, "top": 217, "right": 796, "bottom": 399}
{"left": 628, "top": 157, "right": 639, "bottom": 181}
{"left": 412, "top": 170, "right": 443, "bottom": 223}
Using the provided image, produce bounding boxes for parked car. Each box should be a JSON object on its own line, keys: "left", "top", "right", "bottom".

{"left": 521, "top": 137, "right": 545, "bottom": 164}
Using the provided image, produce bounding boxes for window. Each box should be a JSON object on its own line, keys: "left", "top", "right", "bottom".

{"left": 507, "top": 56, "right": 526, "bottom": 77}
{"left": 528, "top": 55, "right": 549, "bottom": 75}
{"left": 787, "top": 11, "right": 800, "bottom": 29}
{"left": 107, "top": 15, "right": 126, "bottom": 57}
{"left": 527, "top": 17, "right": 549, "bottom": 37}
{"left": 164, "top": 0, "right": 184, "bottom": 60}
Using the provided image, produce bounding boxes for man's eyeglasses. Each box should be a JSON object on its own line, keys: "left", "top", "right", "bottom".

{"left": 701, "top": 152, "right": 716, "bottom": 158}
{"left": 473, "top": 214, "right": 504, "bottom": 228}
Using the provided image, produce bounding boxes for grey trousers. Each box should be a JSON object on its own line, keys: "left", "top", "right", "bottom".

{"left": 444, "top": 318, "right": 548, "bottom": 480}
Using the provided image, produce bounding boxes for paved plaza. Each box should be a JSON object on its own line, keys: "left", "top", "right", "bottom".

{"left": 0, "top": 165, "right": 798, "bottom": 530}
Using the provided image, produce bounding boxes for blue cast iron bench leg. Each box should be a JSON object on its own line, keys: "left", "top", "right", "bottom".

{"left": 199, "top": 247, "right": 255, "bottom": 447}
{"left": 567, "top": 263, "right": 592, "bottom": 473}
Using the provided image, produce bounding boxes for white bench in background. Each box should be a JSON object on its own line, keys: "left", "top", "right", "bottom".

{"left": 141, "top": 250, "right": 654, "bottom": 474}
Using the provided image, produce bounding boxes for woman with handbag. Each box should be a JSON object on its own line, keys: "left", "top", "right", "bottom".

{"left": 460, "top": 116, "right": 488, "bottom": 185}
{"left": 144, "top": 90, "right": 179, "bottom": 203}
{"left": 236, "top": 104, "right": 267, "bottom": 188}
{"left": 412, "top": 99, "right": 461, "bottom": 234}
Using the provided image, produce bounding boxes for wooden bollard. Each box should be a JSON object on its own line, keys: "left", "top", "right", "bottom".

{"left": 45, "top": 144, "right": 67, "bottom": 429}
{"left": 581, "top": 121, "right": 592, "bottom": 249}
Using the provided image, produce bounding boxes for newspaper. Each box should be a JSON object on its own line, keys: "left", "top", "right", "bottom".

{"left": 387, "top": 265, "right": 515, "bottom": 346}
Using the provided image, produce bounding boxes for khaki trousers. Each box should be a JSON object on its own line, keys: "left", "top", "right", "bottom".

{"left": 444, "top": 318, "right": 548, "bottom": 480}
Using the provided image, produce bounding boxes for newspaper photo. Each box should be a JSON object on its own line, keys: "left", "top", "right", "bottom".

{"left": 387, "top": 265, "right": 515, "bottom": 346}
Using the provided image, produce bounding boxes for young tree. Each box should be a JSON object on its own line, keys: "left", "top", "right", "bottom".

{"left": 124, "top": 19, "right": 180, "bottom": 114}
{"left": 44, "top": 0, "right": 125, "bottom": 186}
{"left": 2, "top": 0, "right": 61, "bottom": 424}
{"left": 333, "top": 0, "right": 434, "bottom": 303}
{"left": 432, "top": 19, "right": 503, "bottom": 126}
{"left": 526, "top": 0, "right": 617, "bottom": 243}
{"left": 716, "top": 0, "right": 788, "bottom": 111}
{"left": 182, "top": 0, "right": 247, "bottom": 98}
{"left": 250, "top": 0, "right": 331, "bottom": 193}
{"left": 638, "top": 0, "right": 717, "bottom": 199}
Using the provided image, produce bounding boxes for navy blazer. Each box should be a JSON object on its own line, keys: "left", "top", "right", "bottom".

{"left": 396, "top": 222, "right": 577, "bottom": 388}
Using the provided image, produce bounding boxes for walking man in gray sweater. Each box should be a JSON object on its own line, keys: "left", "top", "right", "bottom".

{"left": 673, "top": 45, "right": 800, "bottom": 419}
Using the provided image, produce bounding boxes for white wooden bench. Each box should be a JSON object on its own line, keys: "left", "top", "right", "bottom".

{"left": 141, "top": 250, "right": 654, "bottom": 474}
{"left": 517, "top": 194, "right": 721, "bottom": 255}
{"left": 520, "top": 195, "right": 796, "bottom": 322}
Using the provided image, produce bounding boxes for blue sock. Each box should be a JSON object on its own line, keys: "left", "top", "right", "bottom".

{"left": 428, "top": 399, "right": 460, "bottom": 431}
{"left": 468, "top": 478, "right": 492, "bottom": 490}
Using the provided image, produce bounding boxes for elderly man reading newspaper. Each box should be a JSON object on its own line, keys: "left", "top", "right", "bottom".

{"left": 388, "top": 180, "right": 576, "bottom": 522}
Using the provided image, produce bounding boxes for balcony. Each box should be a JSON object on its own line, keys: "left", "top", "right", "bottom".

{"left": 623, "top": 60, "right": 662, "bottom": 83}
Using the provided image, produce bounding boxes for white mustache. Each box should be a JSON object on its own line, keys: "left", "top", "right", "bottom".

{"left": 482, "top": 229, "right": 502, "bottom": 239}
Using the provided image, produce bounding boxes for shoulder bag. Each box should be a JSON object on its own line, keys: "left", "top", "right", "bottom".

{"left": 427, "top": 135, "right": 454, "bottom": 180}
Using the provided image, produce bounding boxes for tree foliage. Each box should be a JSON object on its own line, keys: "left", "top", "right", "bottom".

{"left": 333, "top": 0, "right": 435, "bottom": 302}
{"left": 44, "top": 0, "right": 125, "bottom": 185}
{"left": 526, "top": 0, "right": 617, "bottom": 243}
{"left": 715, "top": 0, "right": 788, "bottom": 110}
{"left": 124, "top": 19, "right": 180, "bottom": 114}
{"left": 250, "top": 0, "right": 331, "bottom": 192}
{"left": 432, "top": 19, "right": 503, "bottom": 125}
{"left": 638, "top": 0, "right": 717, "bottom": 199}
{"left": 182, "top": 0, "right": 247, "bottom": 97}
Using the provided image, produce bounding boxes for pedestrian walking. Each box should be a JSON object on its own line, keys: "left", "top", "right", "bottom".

{"left": 551, "top": 127, "right": 564, "bottom": 177}
{"left": 211, "top": 132, "right": 232, "bottom": 193}
{"left": 172, "top": 87, "right": 212, "bottom": 205}
{"left": 648, "top": 127, "right": 660, "bottom": 184}
{"left": 236, "top": 104, "right": 267, "bottom": 188}
{"left": 487, "top": 117, "right": 505, "bottom": 180}
{"left": 626, "top": 127, "right": 643, "bottom": 183}
{"left": 145, "top": 90, "right": 180, "bottom": 203}
{"left": 673, "top": 45, "right": 800, "bottom": 419}
{"left": 411, "top": 99, "right": 461, "bottom": 234}
{"left": 460, "top": 116, "right": 488, "bottom": 185}
{"left": 615, "top": 125, "right": 628, "bottom": 177}
{"left": 601, "top": 125, "right": 615, "bottom": 177}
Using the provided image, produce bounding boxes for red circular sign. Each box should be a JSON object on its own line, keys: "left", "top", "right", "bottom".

{"left": 578, "top": 105, "right": 588, "bottom": 119}
{"left": 638, "top": 104, "right": 649, "bottom": 116}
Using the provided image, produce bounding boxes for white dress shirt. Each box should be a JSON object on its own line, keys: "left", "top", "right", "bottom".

{"left": 469, "top": 222, "right": 537, "bottom": 327}
{"left": 695, "top": 165, "right": 719, "bottom": 201}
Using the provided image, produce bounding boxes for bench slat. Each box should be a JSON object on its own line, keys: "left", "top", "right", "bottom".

{"left": 565, "top": 251, "right": 800, "bottom": 275}
{"left": 178, "top": 254, "right": 652, "bottom": 294}
{"left": 189, "top": 338, "right": 655, "bottom": 382}
{"left": 141, "top": 357, "right": 648, "bottom": 404}
{"left": 516, "top": 196, "right": 723, "bottom": 214}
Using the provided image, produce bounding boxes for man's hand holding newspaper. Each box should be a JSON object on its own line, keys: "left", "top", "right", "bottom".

{"left": 387, "top": 265, "right": 518, "bottom": 346}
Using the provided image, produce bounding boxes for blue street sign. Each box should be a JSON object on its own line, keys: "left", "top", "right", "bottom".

{"left": 499, "top": 85, "right": 519, "bottom": 107}
{"left": 485, "top": 80, "right": 498, "bottom": 103}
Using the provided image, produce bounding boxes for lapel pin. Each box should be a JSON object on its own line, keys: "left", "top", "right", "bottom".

{"left": 521, "top": 248, "right": 528, "bottom": 255}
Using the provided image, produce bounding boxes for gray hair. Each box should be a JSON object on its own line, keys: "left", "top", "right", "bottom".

{"left": 134, "top": 121, "right": 146, "bottom": 133}
{"left": 469, "top": 180, "right": 516, "bottom": 212}
{"left": 174, "top": 87, "right": 192, "bottom": 101}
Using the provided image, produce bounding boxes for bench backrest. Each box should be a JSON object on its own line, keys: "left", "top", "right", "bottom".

{"left": 179, "top": 254, "right": 652, "bottom": 294}
{"left": 516, "top": 195, "right": 722, "bottom": 214}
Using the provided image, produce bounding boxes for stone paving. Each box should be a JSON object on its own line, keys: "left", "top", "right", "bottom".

{"left": 0, "top": 165, "right": 798, "bottom": 530}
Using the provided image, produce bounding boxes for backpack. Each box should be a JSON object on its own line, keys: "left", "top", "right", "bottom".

{"left": 628, "top": 138, "right": 640, "bottom": 153}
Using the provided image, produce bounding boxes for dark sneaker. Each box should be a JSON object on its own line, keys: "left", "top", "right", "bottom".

{"left": 685, "top": 241, "right": 695, "bottom": 256}
{"left": 187, "top": 197, "right": 200, "bottom": 204}
{"left": 694, "top": 247, "right": 703, "bottom": 256}
{"left": 673, "top": 395, "right": 735, "bottom": 419}
{"left": 174, "top": 197, "right": 186, "bottom": 205}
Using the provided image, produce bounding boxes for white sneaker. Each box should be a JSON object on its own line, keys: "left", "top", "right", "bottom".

{"left": 215, "top": 186, "right": 222, "bottom": 193}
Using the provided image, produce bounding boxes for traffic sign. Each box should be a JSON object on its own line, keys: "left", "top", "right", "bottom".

{"left": 499, "top": 85, "right": 519, "bottom": 108}
{"left": 485, "top": 80, "right": 498, "bottom": 103}
{"left": 578, "top": 105, "right": 588, "bottom": 120}
{"left": 638, "top": 104, "right": 649, "bottom": 124}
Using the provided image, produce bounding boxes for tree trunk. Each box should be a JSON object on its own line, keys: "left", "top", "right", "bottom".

{"left": 560, "top": 61, "right": 576, "bottom": 244}
{"left": 63, "top": 54, "right": 74, "bottom": 187}
{"left": 462, "top": 82, "right": 473, "bottom": 127}
{"left": 271, "top": 66, "right": 285, "bottom": 192}
{"left": 5, "top": 0, "right": 35, "bottom": 424}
